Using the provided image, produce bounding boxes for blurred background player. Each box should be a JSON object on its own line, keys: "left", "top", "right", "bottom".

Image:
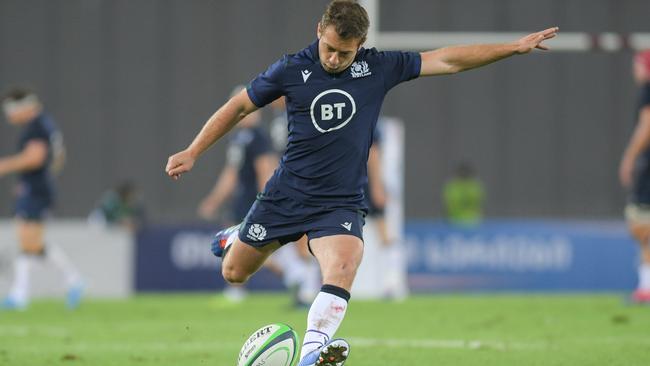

{"left": 442, "top": 161, "right": 485, "bottom": 227}
{"left": 198, "top": 87, "right": 318, "bottom": 305}
{"left": 198, "top": 85, "right": 277, "bottom": 303}
{"left": 358, "top": 118, "right": 409, "bottom": 300}
{"left": 88, "top": 180, "right": 146, "bottom": 232}
{"left": 0, "top": 88, "right": 83, "bottom": 310}
{"left": 619, "top": 49, "right": 650, "bottom": 303}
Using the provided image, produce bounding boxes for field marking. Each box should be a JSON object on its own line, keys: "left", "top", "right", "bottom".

{"left": 2, "top": 338, "right": 540, "bottom": 354}
{"left": 3, "top": 326, "right": 650, "bottom": 354}
{"left": 2, "top": 341, "right": 241, "bottom": 353}
{"left": 0, "top": 325, "right": 69, "bottom": 338}
{"left": 348, "top": 337, "right": 546, "bottom": 351}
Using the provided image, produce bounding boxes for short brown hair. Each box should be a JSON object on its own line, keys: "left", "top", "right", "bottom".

{"left": 320, "top": 0, "right": 369, "bottom": 42}
{"left": 3, "top": 87, "right": 36, "bottom": 102}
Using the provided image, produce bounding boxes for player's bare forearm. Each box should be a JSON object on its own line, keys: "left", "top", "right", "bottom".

{"left": 166, "top": 90, "right": 258, "bottom": 179}
{"left": 0, "top": 156, "right": 32, "bottom": 176}
{"left": 620, "top": 108, "right": 650, "bottom": 187}
{"left": 0, "top": 142, "right": 47, "bottom": 176}
{"left": 624, "top": 109, "right": 650, "bottom": 162}
{"left": 198, "top": 166, "right": 238, "bottom": 218}
{"left": 208, "top": 167, "right": 238, "bottom": 205}
{"left": 420, "top": 43, "right": 517, "bottom": 75}
{"left": 420, "top": 27, "right": 559, "bottom": 76}
{"left": 187, "top": 93, "right": 256, "bottom": 159}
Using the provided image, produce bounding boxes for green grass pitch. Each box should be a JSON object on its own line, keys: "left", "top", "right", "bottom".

{"left": 1, "top": 293, "right": 650, "bottom": 365}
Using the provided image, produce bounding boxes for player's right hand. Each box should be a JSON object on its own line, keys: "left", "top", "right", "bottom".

{"left": 514, "top": 27, "right": 559, "bottom": 54}
{"left": 166, "top": 149, "right": 196, "bottom": 180}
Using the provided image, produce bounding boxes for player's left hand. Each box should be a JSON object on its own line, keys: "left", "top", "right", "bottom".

{"left": 166, "top": 149, "right": 196, "bottom": 180}
{"left": 514, "top": 27, "right": 559, "bottom": 54}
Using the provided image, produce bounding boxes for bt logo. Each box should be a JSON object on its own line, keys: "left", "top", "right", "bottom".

{"left": 310, "top": 89, "right": 356, "bottom": 133}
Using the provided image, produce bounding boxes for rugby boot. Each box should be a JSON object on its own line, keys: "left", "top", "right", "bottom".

{"left": 66, "top": 282, "right": 84, "bottom": 310}
{"left": 298, "top": 338, "right": 350, "bottom": 366}
{"left": 211, "top": 224, "right": 240, "bottom": 257}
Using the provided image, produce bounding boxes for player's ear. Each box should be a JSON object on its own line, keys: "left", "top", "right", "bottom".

{"left": 316, "top": 22, "right": 322, "bottom": 39}
{"left": 358, "top": 36, "right": 366, "bottom": 49}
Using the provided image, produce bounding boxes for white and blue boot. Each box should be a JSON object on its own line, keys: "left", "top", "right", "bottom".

{"left": 66, "top": 282, "right": 84, "bottom": 310}
{"left": 1, "top": 296, "right": 27, "bottom": 311}
{"left": 210, "top": 224, "right": 240, "bottom": 258}
{"left": 298, "top": 339, "right": 350, "bottom": 366}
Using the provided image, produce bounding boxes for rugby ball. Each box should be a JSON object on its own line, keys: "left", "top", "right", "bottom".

{"left": 237, "top": 323, "right": 299, "bottom": 366}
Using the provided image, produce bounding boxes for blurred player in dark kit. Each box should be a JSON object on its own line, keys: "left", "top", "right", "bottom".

{"left": 198, "top": 85, "right": 277, "bottom": 303}
{"left": 620, "top": 50, "right": 650, "bottom": 303}
{"left": 0, "top": 88, "right": 83, "bottom": 310}
{"left": 199, "top": 89, "right": 319, "bottom": 305}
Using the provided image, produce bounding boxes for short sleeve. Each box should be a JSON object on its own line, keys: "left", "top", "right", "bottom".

{"left": 247, "top": 56, "right": 287, "bottom": 108}
{"left": 641, "top": 83, "right": 650, "bottom": 108}
{"left": 378, "top": 51, "right": 422, "bottom": 91}
{"left": 25, "top": 123, "right": 50, "bottom": 145}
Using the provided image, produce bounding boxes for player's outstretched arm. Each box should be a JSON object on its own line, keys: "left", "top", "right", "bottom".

{"left": 165, "top": 89, "right": 259, "bottom": 180}
{"left": 620, "top": 106, "right": 650, "bottom": 188}
{"left": 419, "top": 27, "right": 559, "bottom": 76}
{"left": 0, "top": 141, "right": 48, "bottom": 178}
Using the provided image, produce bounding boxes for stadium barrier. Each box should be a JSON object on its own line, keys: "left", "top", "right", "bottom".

{"left": 0, "top": 220, "right": 133, "bottom": 298}
{"left": 135, "top": 224, "right": 284, "bottom": 292}
{"left": 406, "top": 220, "right": 638, "bottom": 292}
{"left": 133, "top": 219, "right": 638, "bottom": 294}
{"left": 1, "top": 219, "right": 636, "bottom": 297}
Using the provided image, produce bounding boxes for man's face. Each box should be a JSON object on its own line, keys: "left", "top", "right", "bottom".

{"left": 2, "top": 101, "right": 37, "bottom": 125}
{"left": 317, "top": 24, "right": 363, "bottom": 74}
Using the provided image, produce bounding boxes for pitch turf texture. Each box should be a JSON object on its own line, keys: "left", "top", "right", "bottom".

{"left": 1, "top": 293, "right": 649, "bottom": 366}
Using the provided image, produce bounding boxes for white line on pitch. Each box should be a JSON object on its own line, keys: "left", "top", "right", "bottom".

{"left": 348, "top": 337, "right": 547, "bottom": 351}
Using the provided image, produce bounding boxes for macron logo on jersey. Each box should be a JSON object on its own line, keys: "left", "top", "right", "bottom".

{"left": 301, "top": 69, "right": 312, "bottom": 83}
{"left": 341, "top": 222, "right": 352, "bottom": 231}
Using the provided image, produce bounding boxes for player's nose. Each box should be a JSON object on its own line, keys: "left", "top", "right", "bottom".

{"left": 328, "top": 53, "right": 339, "bottom": 66}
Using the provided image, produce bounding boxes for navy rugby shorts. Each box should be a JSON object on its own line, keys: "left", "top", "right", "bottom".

{"left": 238, "top": 192, "right": 366, "bottom": 247}
{"left": 14, "top": 195, "right": 52, "bottom": 221}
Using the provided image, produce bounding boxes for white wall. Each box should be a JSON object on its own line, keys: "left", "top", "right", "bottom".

{"left": 0, "top": 220, "right": 134, "bottom": 299}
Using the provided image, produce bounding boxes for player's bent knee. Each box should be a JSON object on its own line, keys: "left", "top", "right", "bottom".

{"left": 323, "top": 260, "right": 360, "bottom": 280}
{"left": 20, "top": 242, "right": 45, "bottom": 255}
{"left": 222, "top": 266, "right": 250, "bottom": 285}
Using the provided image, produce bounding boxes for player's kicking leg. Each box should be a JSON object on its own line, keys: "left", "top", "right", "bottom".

{"left": 298, "top": 234, "right": 363, "bottom": 366}
{"left": 211, "top": 224, "right": 280, "bottom": 285}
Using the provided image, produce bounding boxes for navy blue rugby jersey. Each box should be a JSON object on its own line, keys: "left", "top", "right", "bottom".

{"left": 227, "top": 126, "right": 274, "bottom": 220}
{"left": 17, "top": 113, "right": 60, "bottom": 197}
{"left": 247, "top": 40, "right": 420, "bottom": 209}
